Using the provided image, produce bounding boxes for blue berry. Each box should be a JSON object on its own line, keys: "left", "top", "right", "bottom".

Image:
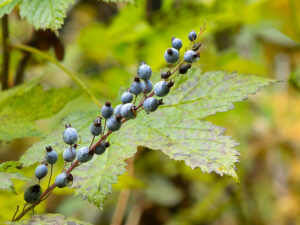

{"left": 95, "top": 142, "right": 110, "bottom": 155}
{"left": 63, "top": 146, "right": 76, "bottom": 162}
{"left": 172, "top": 37, "right": 182, "bottom": 50}
{"left": 143, "top": 97, "right": 162, "bottom": 113}
{"left": 24, "top": 184, "right": 42, "bottom": 203}
{"left": 101, "top": 102, "right": 113, "bottom": 119}
{"left": 114, "top": 104, "right": 123, "bottom": 116}
{"left": 121, "top": 91, "right": 133, "bottom": 104}
{"left": 55, "top": 173, "right": 68, "bottom": 188}
{"left": 164, "top": 48, "right": 179, "bottom": 64}
{"left": 188, "top": 30, "right": 197, "bottom": 41}
{"left": 107, "top": 115, "right": 122, "bottom": 132}
{"left": 184, "top": 50, "right": 199, "bottom": 63}
{"left": 121, "top": 103, "right": 136, "bottom": 119}
{"left": 137, "top": 62, "right": 152, "bottom": 80}
{"left": 142, "top": 80, "right": 153, "bottom": 94}
{"left": 90, "top": 117, "right": 102, "bottom": 136}
{"left": 35, "top": 164, "right": 48, "bottom": 180}
{"left": 130, "top": 77, "right": 144, "bottom": 95}
{"left": 77, "top": 147, "right": 93, "bottom": 163}
{"left": 46, "top": 146, "right": 58, "bottom": 164}
{"left": 154, "top": 81, "right": 174, "bottom": 97}
{"left": 63, "top": 125, "right": 78, "bottom": 145}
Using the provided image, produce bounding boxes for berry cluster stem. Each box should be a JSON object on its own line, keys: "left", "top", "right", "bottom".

{"left": 13, "top": 24, "right": 206, "bottom": 221}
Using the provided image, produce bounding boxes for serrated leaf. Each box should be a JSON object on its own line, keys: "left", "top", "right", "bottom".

{"left": 19, "top": 0, "right": 74, "bottom": 30}
{"left": 20, "top": 70, "right": 274, "bottom": 208}
{"left": 0, "top": 161, "right": 29, "bottom": 194}
{"left": 0, "top": 80, "right": 79, "bottom": 141}
{"left": 5, "top": 213, "right": 91, "bottom": 225}
{"left": 0, "top": 0, "right": 20, "bottom": 18}
{"left": 71, "top": 70, "right": 273, "bottom": 207}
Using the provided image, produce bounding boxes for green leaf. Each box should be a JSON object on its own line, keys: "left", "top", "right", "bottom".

{"left": 0, "top": 78, "right": 79, "bottom": 141}
{"left": 0, "top": 161, "right": 29, "bottom": 194}
{"left": 19, "top": 0, "right": 74, "bottom": 30}
{"left": 0, "top": 0, "right": 21, "bottom": 18}
{"left": 71, "top": 70, "right": 273, "bottom": 207}
{"left": 20, "top": 69, "right": 274, "bottom": 208}
{"left": 5, "top": 213, "right": 92, "bottom": 225}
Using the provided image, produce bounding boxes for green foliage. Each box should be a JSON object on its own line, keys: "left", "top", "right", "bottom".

{"left": 0, "top": 76, "right": 79, "bottom": 141}
{"left": 0, "top": 161, "right": 29, "bottom": 194}
{"left": 19, "top": 0, "right": 74, "bottom": 30}
{"left": 6, "top": 213, "right": 92, "bottom": 225}
{"left": 19, "top": 69, "right": 270, "bottom": 208}
{"left": 0, "top": 0, "right": 135, "bottom": 30}
{"left": 0, "top": 0, "right": 20, "bottom": 18}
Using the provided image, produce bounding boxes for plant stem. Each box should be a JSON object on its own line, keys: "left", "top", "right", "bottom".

{"left": 47, "top": 164, "right": 53, "bottom": 188}
{"left": 110, "top": 157, "right": 134, "bottom": 225}
{"left": 1, "top": 15, "right": 10, "bottom": 90}
{"left": 9, "top": 43, "right": 101, "bottom": 107}
{"left": 12, "top": 27, "right": 206, "bottom": 220}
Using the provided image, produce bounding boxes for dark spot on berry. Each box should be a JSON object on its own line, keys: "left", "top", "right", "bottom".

{"left": 116, "top": 115, "right": 122, "bottom": 121}
{"left": 105, "top": 142, "right": 110, "bottom": 147}
{"left": 93, "top": 116, "right": 102, "bottom": 127}
{"left": 32, "top": 184, "right": 41, "bottom": 193}
{"left": 167, "top": 81, "right": 174, "bottom": 88}
{"left": 158, "top": 99, "right": 164, "bottom": 105}
{"left": 46, "top": 146, "right": 52, "bottom": 152}
{"left": 161, "top": 71, "right": 171, "bottom": 79}
{"left": 105, "top": 102, "right": 111, "bottom": 107}
{"left": 167, "top": 48, "right": 173, "bottom": 55}
{"left": 134, "top": 77, "right": 141, "bottom": 82}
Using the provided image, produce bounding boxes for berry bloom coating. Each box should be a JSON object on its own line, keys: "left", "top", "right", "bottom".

{"left": 143, "top": 97, "right": 159, "bottom": 113}
{"left": 55, "top": 173, "right": 68, "bottom": 188}
{"left": 63, "top": 146, "right": 76, "bottom": 162}
{"left": 101, "top": 102, "right": 113, "bottom": 119}
{"left": 24, "top": 184, "right": 42, "bottom": 203}
{"left": 121, "top": 103, "right": 136, "bottom": 119}
{"left": 164, "top": 48, "right": 180, "bottom": 64}
{"left": 95, "top": 142, "right": 110, "bottom": 155}
{"left": 184, "top": 50, "right": 199, "bottom": 63}
{"left": 90, "top": 117, "right": 102, "bottom": 136}
{"left": 77, "top": 147, "right": 93, "bottom": 163}
{"left": 154, "top": 81, "right": 173, "bottom": 97}
{"left": 107, "top": 116, "right": 122, "bottom": 131}
{"left": 35, "top": 164, "right": 48, "bottom": 180}
{"left": 172, "top": 38, "right": 183, "bottom": 50}
{"left": 114, "top": 104, "right": 123, "bottom": 116}
{"left": 137, "top": 63, "right": 152, "bottom": 80}
{"left": 188, "top": 30, "right": 197, "bottom": 41}
{"left": 63, "top": 127, "right": 78, "bottom": 144}
{"left": 121, "top": 91, "right": 133, "bottom": 104}
{"left": 130, "top": 77, "right": 144, "bottom": 95}
{"left": 142, "top": 79, "right": 153, "bottom": 94}
{"left": 46, "top": 150, "right": 58, "bottom": 164}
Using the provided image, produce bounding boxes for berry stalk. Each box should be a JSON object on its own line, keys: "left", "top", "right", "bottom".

{"left": 13, "top": 24, "right": 206, "bottom": 221}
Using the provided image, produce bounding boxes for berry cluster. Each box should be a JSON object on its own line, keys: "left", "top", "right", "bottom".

{"left": 18, "top": 25, "right": 206, "bottom": 221}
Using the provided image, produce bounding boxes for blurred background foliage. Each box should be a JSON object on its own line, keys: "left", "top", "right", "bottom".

{"left": 0, "top": 0, "right": 300, "bottom": 224}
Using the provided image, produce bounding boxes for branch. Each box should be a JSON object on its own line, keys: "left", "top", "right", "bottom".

{"left": 1, "top": 15, "right": 10, "bottom": 90}
{"left": 9, "top": 43, "right": 101, "bottom": 107}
